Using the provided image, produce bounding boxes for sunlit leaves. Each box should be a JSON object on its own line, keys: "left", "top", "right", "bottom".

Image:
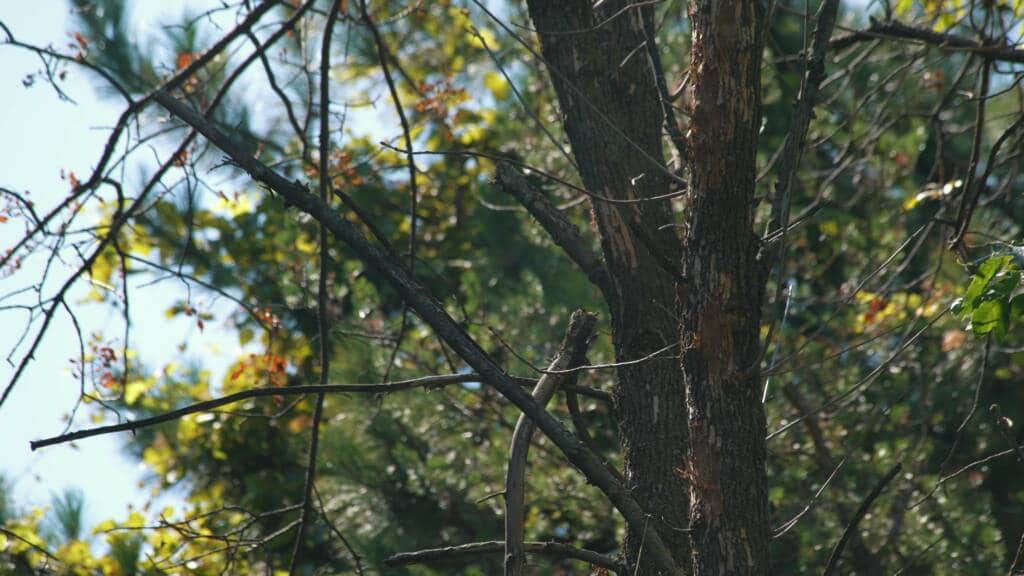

{"left": 956, "top": 254, "right": 1024, "bottom": 340}
{"left": 482, "top": 71, "right": 509, "bottom": 100}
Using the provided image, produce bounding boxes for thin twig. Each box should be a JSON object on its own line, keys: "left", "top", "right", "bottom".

{"left": 287, "top": 3, "right": 342, "bottom": 573}
{"left": 385, "top": 540, "right": 625, "bottom": 574}
{"left": 32, "top": 374, "right": 483, "bottom": 450}
{"left": 831, "top": 18, "right": 1024, "bottom": 64}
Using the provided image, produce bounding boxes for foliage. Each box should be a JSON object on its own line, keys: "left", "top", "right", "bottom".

{"left": 2, "top": 0, "right": 1024, "bottom": 574}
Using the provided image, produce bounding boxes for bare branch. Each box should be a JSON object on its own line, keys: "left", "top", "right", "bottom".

{"left": 288, "top": 2, "right": 342, "bottom": 573}
{"left": 831, "top": 17, "right": 1024, "bottom": 64}
{"left": 506, "top": 310, "right": 596, "bottom": 575}
{"left": 823, "top": 464, "right": 902, "bottom": 576}
{"left": 151, "top": 90, "right": 679, "bottom": 575}
{"left": 495, "top": 163, "right": 612, "bottom": 298}
{"left": 31, "top": 374, "right": 483, "bottom": 450}
{"left": 384, "top": 540, "right": 625, "bottom": 574}
{"left": 761, "top": 0, "right": 841, "bottom": 366}
{"left": 0, "top": 0, "right": 282, "bottom": 271}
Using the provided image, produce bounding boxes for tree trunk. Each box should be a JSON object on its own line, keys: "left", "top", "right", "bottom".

{"left": 527, "top": 1, "right": 774, "bottom": 572}
{"left": 680, "top": 1, "right": 771, "bottom": 574}
{"left": 525, "top": 1, "right": 689, "bottom": 572}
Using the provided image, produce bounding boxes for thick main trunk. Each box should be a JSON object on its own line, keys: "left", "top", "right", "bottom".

{"left": 525, "top": 1, "right": 689, "bottom": 572}
{"left": 681, "top": 1, "right": 771, "bottom": 574}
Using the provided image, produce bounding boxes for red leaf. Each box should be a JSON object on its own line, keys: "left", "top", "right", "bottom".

{"left": 175, "top": 52, "right": 198, "bottom": 70}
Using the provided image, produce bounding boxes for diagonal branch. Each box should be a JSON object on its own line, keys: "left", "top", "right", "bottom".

{"left": 152, "top": 90, "right": 679, "bottom": 576}
{"left": 31, "top": 373, "right": 612, "bottom": 451}
{"left": 766, "top": 0, "right": 840, "bottom": 239}
{"left": 495, "top": 163, "right": 612, "bottom": 299}
{"left": 830, "top": 17, "right": 1024, "bottom": 64}
{"left": 505, "top": 309, "right": 596, "bottom": 575}
{"left": 949, "top": 59, "right": 992, "bottom": 249}
{"left": 32, "top": 374, "right": 480, "bottom": 450}
{"left": 823, "top": 464, "right": 902, "bottom": 576}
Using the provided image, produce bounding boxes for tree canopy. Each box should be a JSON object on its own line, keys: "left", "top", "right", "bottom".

{"left": 3, "top": 0, "right": 1024, "bottom": 574}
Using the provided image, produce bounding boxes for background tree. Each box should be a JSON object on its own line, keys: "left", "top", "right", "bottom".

{"left": 3, "top": 0, "right": 1024, "bottom": 574}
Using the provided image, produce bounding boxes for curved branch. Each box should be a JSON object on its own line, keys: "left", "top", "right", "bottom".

{"left": 823, "top": 464, "right": 902, "bottom": 576}
{"left": 505, "top": 310, "right": 596, "bottom": 575}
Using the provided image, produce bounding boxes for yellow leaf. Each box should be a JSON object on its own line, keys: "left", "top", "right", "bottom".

{"left": 124, "top": 379, "right": 151, "bottom": 405}
{"left": 92, "top": 518, "right": 117, "bottom": 534}
{"left": 483, "top": 71, "right": 510, "bottom": 100}
{"left": 213, "top": 193, "right": 254, "bottom": 217}
{"left": 125, "top": 511, "right": 146, "bottom": 528}
{"left": 295, "top": 233, "right": 318, "bottom": 254}
{"left": 468, "top": 27, "right": 497, "bottom": 50}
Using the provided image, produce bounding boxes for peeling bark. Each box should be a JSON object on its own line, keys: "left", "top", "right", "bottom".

{"left": 681, "top": 1, "right": 771, "bottom": 574}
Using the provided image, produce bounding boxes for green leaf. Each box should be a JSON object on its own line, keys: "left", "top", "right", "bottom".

{"left": 971, "top": 299, "right": 1007, "bottom": 338}
{"left": 978, "top": 255, "right": 1012, "bottom": 282}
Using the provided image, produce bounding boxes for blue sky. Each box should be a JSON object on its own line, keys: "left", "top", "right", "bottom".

{"left": 0, "top": 0, "right": 390, "bottom": 535}
{"left": 0, "top": 0, "right": 238, "bottom": 530}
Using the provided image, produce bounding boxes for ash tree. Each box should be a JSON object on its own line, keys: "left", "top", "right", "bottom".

{"left": 3, "top": 0, "right": 1024, "bottom": 574}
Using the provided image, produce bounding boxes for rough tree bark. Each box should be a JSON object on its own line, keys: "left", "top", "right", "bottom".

{"left": 526, "top": 0, "right": 775, "bottom": 572}
{"left": 524, "top": 2, "right": 690, "bottom": 571}
{"left": 681, "top": 1, "right": 771, "bottom": 574}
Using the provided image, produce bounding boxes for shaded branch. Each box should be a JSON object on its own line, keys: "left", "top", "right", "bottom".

{"left": 32, "top": 374, "right": 480, "bottom": 450}
{"left": 565, "top": 386, "right": 623, "bottom": 483}
{"left": 384, "top": 540, "right": 625, "bottom": 574}
{"left": 639, "top": 4, "right": 688, "bottom": 169}
{"left": 823, "top": 464, "right": 902, "bottom": 576}
{"left": 761, "top": 0, "right": 840, "bottom": 364}
{"left": 780, "top": 382, "right": 884, "bottom": 574}
{"left": 831, "top": 17, "right": 1024, "bottom": 64}
{"left": 949, "top": 59, "right": 991, "bottom": 249}
{"left": 288, "top": 2, "right": 342, "bottom": 573}
{"left": 495, "top": 163, "right": 612, "bottom": 298}
{"left": 506, "top": 310, "right": 596, "bottom": 575}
